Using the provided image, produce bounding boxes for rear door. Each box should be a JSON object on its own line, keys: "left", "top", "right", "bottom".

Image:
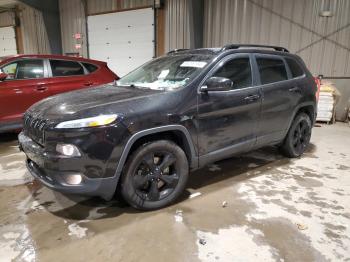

{"left": 0, "top": 59, "right": 48, "bottom": 124}
{"left": 197, "top": 54, "right": 262, "bottom": 164}
{"left": 46, "top": 59, "right": 92, "bottom": 96}
{"left": 255, "top": 54, "right": 301, "bottom": 146}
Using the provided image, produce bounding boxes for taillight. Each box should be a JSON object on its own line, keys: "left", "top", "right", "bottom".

{"left": 314, "top": 77, "right": 320, "bottom": 102}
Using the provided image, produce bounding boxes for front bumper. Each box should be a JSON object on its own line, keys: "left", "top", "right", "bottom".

{"left": 18, "top": 132, "right": 119, "bottom": 200}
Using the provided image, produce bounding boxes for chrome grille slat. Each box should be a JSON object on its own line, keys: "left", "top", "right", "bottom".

{"left": 23, "top": 113, "right": 47, "bottom": 145}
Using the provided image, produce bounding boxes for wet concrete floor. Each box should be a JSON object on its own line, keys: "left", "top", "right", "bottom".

{"left": 0, "top": 123, "right": 349, "bottom": 261}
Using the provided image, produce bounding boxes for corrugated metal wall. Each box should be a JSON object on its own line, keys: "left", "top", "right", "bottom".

{"left": 59, "top": 0, "right": 87, "bottom": 57}
{"left": 86, "top": 0, "right": 152, "bottom": 14}
{"left": 19, "top": 4, "right": 51, "bottom": 54}
{"left": 204, "top": 0, "right": 350, "bottom": 78}
{"left": 0, "top": 11, "right": 15, "bottom": 27}
{"left": 164, "top": 0, "right": 191, "bottom": 52}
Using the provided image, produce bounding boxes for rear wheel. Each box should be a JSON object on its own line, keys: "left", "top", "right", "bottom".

{"left": 280, "top": 113, "right": 312, "bottom": 158}
{"left": 120, "top": 140, "right": 189, "bottom": 210}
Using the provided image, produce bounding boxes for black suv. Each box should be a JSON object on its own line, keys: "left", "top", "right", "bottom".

{"left": 19, "top": 44, "right": 317, "bottom": 210}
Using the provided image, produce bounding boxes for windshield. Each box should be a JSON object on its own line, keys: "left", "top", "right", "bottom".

{"left": 117, "top": 54, "right": 213, "bottom": 90}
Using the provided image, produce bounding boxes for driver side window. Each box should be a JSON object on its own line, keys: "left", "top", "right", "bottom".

{"left": 1, "top": 62, "right": 18, "bottom": 80}
{"left": 213, "top": 57, "right": 252, "bottom": 89}
{"left": 1, "top": 59, "right": 44, "bottom": 80}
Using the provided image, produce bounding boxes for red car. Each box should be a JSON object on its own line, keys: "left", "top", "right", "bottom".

{"left": 0, "top": 55, "right": 118, "bottom": 132}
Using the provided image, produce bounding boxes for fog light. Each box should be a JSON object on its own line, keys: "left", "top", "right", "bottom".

{"left": 56, "top": 144, "right": 81, "bottom": 157}
{"left": 64, "top": 174, "right": 83, "bottom": 185}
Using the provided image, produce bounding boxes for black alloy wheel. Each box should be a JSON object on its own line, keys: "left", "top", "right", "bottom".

{"left": 121, "top": 140, "right": 189, "bottom": 210}
{"left": 292, "top": 119, "right": 311, "bottom": 154}
{"left": 280, "top": 112, "right": 312, "bottom": 158}
{"left": 133, "top": 151, "right": 179, "bottom": 201}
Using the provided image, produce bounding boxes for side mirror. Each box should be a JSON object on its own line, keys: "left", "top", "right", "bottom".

{"left": 0, "top": 73, "right": 8, "bottom": 81}
{"left": 200, "top": 77, "right": 233, "bottom": 92}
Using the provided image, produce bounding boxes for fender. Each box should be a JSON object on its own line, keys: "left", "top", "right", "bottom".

{"left": 284, "top": 101, "right": 316, "bottom": 137}
{"left": 110, "top": 125, "right": 198, "bottom": 191}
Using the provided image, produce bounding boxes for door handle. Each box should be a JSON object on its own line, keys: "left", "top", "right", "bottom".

{"left": 36, "top": 85, "right": 47, "bottom": 92}
{"left": 244, "top": 94, "right": 260, "bottom": 102}
{"left": 83, "top": 82, "right": 94, "bottom": 87}
{"left": 289, "top": 87, "right": 301, "bottom": 93}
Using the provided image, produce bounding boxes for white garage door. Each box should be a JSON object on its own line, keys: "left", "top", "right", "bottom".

{"left": 88, "top": 8, "right": 154, "bottom": 77}
{"left": 0, "top": 26, "right": 17, "bottom": 56}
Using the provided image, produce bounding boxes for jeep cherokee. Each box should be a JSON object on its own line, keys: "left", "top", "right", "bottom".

{"left": 19, "top": 44, "right": 317, "bottom": 210}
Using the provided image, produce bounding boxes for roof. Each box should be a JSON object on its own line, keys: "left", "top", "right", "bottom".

{"left": 167, "top": 44, "right": 292, "bottom": 57}
{"left": 0, "top": 54, "right": 106, "bottom": 65}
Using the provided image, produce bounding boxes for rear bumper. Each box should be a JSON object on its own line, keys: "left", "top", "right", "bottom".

{"left": 19, "top": 132, "right": 119, "bottom": 200}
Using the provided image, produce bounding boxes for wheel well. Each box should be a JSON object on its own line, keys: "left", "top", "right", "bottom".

{"left": 296, "top": 105, "right": 315, "bottom": 124}
{"left": 126, "top": 130, "right": 194, "bottom": 166}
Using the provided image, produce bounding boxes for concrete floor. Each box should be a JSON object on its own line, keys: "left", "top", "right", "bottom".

{"left": 0, "top": 123, "right": 349, "bottom": 262}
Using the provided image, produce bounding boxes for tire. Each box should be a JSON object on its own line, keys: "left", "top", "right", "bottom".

{"left": 280, "top": 112, "right": 312, "bottom": 158}
{"left": 120, "top": 140, "right": 189, "bottom": 210}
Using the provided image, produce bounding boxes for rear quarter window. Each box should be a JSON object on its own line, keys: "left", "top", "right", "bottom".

{"left": 82, "top": 62, "right": 98, "bottom": 73}
{"left": 285, "top": 58, "right": 304, "bottom": 78}
{"left": 256, "top": 57, "right": 288, "bottom": 84}
{"left": 50, "top": 60, "right": 85, "bottom": 77}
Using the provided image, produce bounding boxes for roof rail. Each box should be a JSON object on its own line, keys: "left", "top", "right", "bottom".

{"left": 167, "top": 49, "right": 189, "bottom": 55}
{"left": 221, "top": 44, "right": 289, "bottom": 53}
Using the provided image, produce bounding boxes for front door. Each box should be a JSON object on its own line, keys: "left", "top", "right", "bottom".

{"left": 196, "top": 54, "right": 262, "bottom": 165}
{"left": 0, "top": 59, "right": 48, "bottom": 126}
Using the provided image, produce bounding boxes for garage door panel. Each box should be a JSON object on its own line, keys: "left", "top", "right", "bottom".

{"left": 88, "top": 26, "right": 153, "bottom": 45}
{"left": 88, "top": 8, "right": 154, "bottom": 77}
{"left": 0, "top": 26, "right": 17, "bottom": 56}
{"left": 88, "top": 9, "right": 153, "bottom": 31}
{"left": 1, "top": 38, "right": 17, "bottom": 47}
{"left": 0, "top": 48, "right": 17, "bottom": 56}
{"left": 89, "top": 42, "right": 153, "bottom": 55}
{"left": 108, "top": 58, "right": 150, "bottom": 76}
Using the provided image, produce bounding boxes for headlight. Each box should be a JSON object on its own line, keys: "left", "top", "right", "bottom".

{"left": 55, "top": 114, "right": 118, "bottom": 129}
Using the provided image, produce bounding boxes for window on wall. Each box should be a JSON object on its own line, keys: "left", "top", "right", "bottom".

{"left": 50, "top": 60, "right": 85, "bottom": 77}
{"left": 1, "top": 59, "right": 44, "bottom": 79}
{"left": 212, "top": 57, "right": 252, "bottom": 89}
{"left": 256, "top": 57, "right": 288, "bottom": 84}
{"left": 285, "top": 58, "right": 304, "bottom": 78}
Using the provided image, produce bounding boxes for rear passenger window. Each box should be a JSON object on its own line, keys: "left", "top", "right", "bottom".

{"left": 50, "top": 60, "right": 85, "bottom": 77}
{"left": 82, "top": 63, "right": 98, "bottom": 73}
{"left": 286, "top": 58, "right": 304, "bottom": 78}
{"left": 213, "top": 57, "right": 252, "bottom": 89}
{"left": 256, "top": 58, "right": 288, "bottom": 84}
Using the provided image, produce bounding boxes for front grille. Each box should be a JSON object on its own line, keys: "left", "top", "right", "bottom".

{"left": 23, "top": 113, "right": 48, "bottom": 145}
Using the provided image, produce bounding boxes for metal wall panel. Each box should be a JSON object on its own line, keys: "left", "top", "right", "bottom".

{"left": 0, "top": 11, "right": 15, "bottom": 27}
{"left": 86, "top": 0, "right": 117, "bottom": 15}
{"left": 204, "top": 0, "right": 350, "bottom": 77}
{"left": 164, "top": 0, "right": 191, "bottom": 52}
{"left": 59, "top": 0, "right": 87, "bottom": 57}
{"left": 19, "top": 4, "right": 51, "bottom": 54}
{"left": 86, "top": 0, "right": 153, "bottom": 15}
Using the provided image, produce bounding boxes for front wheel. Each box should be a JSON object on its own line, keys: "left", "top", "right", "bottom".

{"left": 120, "top": 140, "right": 189, "bottom": 210}
{"left": 280, "top": 112, "right": 312, "bottom": 158}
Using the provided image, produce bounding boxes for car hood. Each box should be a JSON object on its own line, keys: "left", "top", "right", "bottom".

{"left": 27, "top": 84, "right": 165, "bottom": 121}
